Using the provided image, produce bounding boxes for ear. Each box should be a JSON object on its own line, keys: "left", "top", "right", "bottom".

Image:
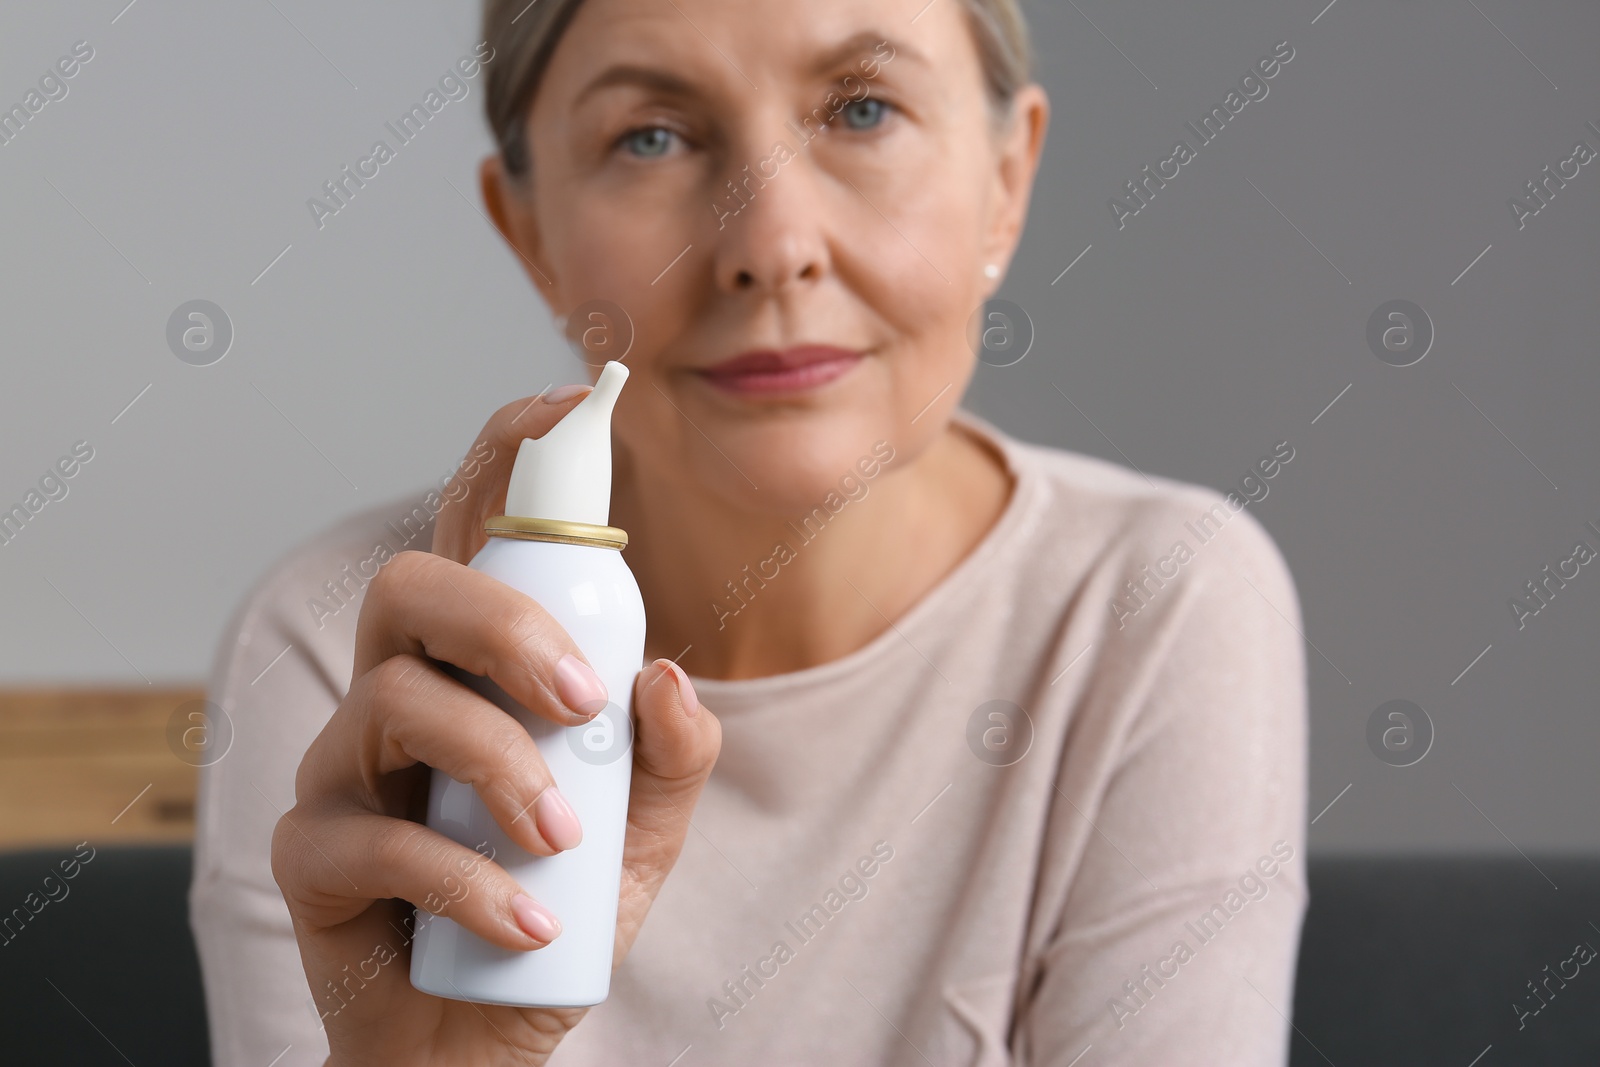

{"left": 479, "top": 154, "right": 560, "bottom": 300}
{"left": 982, "top": 84, "right": 1050, "bottom": 281}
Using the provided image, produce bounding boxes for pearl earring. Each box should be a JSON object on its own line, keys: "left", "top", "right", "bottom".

{"left": 983, "top": 263, "right": 1000, "bottom": 279}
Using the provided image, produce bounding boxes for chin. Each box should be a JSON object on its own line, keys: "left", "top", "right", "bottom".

{"left": 690, "top": 411, "right": 912, "bottom": 518}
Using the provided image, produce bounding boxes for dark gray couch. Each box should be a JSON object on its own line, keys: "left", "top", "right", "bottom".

{"left": 1, "top": 847, "right": 1596, "bottom": 1064}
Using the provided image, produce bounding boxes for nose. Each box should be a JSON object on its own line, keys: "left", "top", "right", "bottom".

{"left": 710, "top": 151, "right": 830, "bottom": 297}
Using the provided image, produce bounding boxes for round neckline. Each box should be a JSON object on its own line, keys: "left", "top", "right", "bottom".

{"left": 683, "top": 407, "right": 1042, "bottom": 707}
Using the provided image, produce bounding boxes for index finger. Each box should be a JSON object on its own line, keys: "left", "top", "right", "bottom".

{"left": 355, "top": 551, "right": 609, "bottom": 726}
{"left": 431, "top": 382, "right": 595, "bottom": 565}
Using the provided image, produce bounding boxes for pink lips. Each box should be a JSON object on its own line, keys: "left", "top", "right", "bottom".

{"left": 695, "top": 345, "right": 863, "bottom": 396}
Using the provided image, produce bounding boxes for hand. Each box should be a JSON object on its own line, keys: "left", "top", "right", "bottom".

{"left": 272, "top": 388, "right": 721, "bottom": 1066}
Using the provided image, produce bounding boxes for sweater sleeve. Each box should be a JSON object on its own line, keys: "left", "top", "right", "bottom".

{"left": 1018, "top": 498, "right": 1311, "bottom": 1066}
{"left": 188, "top": 501, "right": 416, "bottom": 1067}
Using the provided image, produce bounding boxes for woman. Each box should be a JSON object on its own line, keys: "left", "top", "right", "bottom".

{"left": 191, "top": 0, "right": 1309, "bottom": 1063}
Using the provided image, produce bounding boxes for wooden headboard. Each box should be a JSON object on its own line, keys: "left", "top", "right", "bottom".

{"left": 0, "top": 687, "right": 204, "bottom": 849}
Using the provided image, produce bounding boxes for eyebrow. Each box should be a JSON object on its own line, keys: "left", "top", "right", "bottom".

{"left": 573, "top": 65, "right": 703, "bottom": 110}
{"left": 807, "top": 31, "right": 925, "bottom": 78}
{"left": 571, "top": 31, "right": 925, "bottom": 108}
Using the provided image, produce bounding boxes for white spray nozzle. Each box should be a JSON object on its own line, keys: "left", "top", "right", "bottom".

{"left": 503, "top": 361, "right": 628, "bottom": 526}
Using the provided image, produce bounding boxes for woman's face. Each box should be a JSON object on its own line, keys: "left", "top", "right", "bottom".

{"left": 484, "top": 0, "right": 1047, "bottom": 516}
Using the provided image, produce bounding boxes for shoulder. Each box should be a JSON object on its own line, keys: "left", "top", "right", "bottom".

{"left": 976, "top": 416, "right": 1301, "bottom": 632}
{"left": 1004, "top": 435, "right": 1308, "bottom": 762}
{"left": 207, "top": 489, "right": 440, "bottom": 702}
{"left": 991, "top": 432, "right": 1310, "bottom": 863}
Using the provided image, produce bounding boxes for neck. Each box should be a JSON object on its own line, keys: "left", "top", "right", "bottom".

{"left": 611, "top": 415, "right": 1013, "bottom": 681}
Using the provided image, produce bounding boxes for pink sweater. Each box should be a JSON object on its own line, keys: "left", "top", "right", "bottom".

{"left": 190, "top": 407, "right": 1309, "bottom": 1066}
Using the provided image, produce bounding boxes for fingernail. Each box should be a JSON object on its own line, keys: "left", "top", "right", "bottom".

{"left": 541, "top": 383, "right": 591, "bottom": 404}
{"left": 510, "top": 893, "right": 562, "bottom": 943}
{"left": 554, "top": 653, "right": 609, "bottom": 716}
{"left": 663, "top": 659, "right": 698, "bottom": 717}
{"left": 534, "top": 786, "right": 583, "bottom": 851}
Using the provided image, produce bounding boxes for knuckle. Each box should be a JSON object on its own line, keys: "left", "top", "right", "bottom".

{"left": 270, "top": 810, "right": 312, "bottom": 891}
{"left": 291, "top": 737, "right": 324, "bottom": 803}
{"left": 365, "top": 652, "right": 433, "bottom": 708}
{"left": 367, "top": 818, "right": 429, "bottom": 877}
{"left": 269, "top": 816, "right": 292, "bottom": 874}
{"left": 493, "top": 730, "right": 546, "bottom": 801}
{"left": 288, "top": 767, "right": 312, "bottom": 812}
{"left": 500, "top": 601, "right": 553, "bottom": 661}
{"left": 389, "top": 548, "right": 433, "bottom": 581}
{"left": 469, "top": 716, "right": 541, "bottom": 798}
{"left": 366, "top": 549, "right": 427, "bottom": 607}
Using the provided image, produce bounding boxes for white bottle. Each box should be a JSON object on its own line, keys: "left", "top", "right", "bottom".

{"left": 410, "top": 360, "right": 646, "bottom": 1007}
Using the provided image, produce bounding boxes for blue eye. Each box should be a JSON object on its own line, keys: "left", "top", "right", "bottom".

{"left": 620, "top": 126, "right": 676, "bottom": 157}
{"left": 837, "top": 98, "right": 888, "bottom": 130}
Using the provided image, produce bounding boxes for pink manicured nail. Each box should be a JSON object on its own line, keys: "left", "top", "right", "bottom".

{"left": 665, "top": 660, "right": 698, "bottom": 717}
{"left": 534, "top": 786, "right": 583, "bottom": 851}
{"left": 541, "top": 383, "right": 591, "bottom": 404}
{"left": 510, "top": 894, "right": 561, "bottom": 943}
{"left": 554, "top": 653, "right": 608, "bottom": 716}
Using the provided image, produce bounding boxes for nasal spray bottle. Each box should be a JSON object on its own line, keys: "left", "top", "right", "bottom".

{"left": 410, "top": 360, "right": 646, "bottom": 1007}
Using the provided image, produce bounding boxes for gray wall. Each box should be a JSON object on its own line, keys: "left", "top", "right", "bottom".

{"left": 2, "top": 0, "right": 1596, "bottom": 855}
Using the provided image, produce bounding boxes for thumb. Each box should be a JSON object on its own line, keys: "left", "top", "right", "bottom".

{"left": 620, "top": 658, "right": 720, "bottom": 876}
{"left": 631, "top": 658, "right": 720, "bottom": 789}
{"left": 610, "top": 660, "right": 720, "bottom": 966}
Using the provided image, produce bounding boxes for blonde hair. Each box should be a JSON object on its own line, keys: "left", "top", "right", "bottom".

{"left": 482, "top": 0, "right": 1034, "bottom": 177}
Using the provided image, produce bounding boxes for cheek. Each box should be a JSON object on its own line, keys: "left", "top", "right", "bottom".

{"left": 850, "top": 183, "right": 988, "bottom": 405}
{"left": 553, "top": 193, "right": 680, "bottom": 291}
{"left": 544, "top": 186, "right": 705, "bottom": 363}
{"left": 839, "top": 125, "right": 993, "bottom": 357}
